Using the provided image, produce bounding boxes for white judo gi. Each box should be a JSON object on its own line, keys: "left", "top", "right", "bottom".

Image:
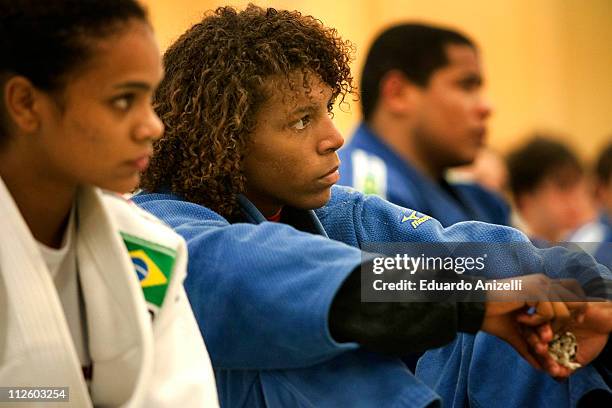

{"left": 0, "top": 177, "right": 218, "bottom": 407}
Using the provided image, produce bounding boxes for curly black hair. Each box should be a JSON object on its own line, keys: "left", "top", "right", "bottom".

{"left": 140, "top": 4, "right": 355, "bottom": 218}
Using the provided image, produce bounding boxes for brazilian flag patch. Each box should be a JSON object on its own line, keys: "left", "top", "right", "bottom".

{"left": 121, "top": 232, "right": 176, "bottom": 308}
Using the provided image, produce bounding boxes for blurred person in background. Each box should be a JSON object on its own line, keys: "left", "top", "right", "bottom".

{"left": 571, "top": 141, "right": 612, "bottom": 266}
{"left": 595, "top": 142, "right": 612, "bottom": 221}
{"left": 506, "top": 136, "right": 597, "bottom": 245}
{"left": 338, "top": 23, "right": 510, "bottom": 227}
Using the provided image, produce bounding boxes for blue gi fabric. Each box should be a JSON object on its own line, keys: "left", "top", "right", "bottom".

{"left": 337, "top": 123, "right": 612, "bottom": 407}
{"left": 338, "top": 123, "right": 510, "bottom": 227}
{"left": 571, "top": 213, "right": 612, "bottom": 268}
{"left": 316, "top": 186, "right": 608, "bottom": 286}
{"left": 134, "top": 191, "right": 440, "bottom": 408}
{"left": 135, "top": 187, "right": 610, "bottom": 407}
{"left": 593, "top": 214, "right": 612, "bottom": 267}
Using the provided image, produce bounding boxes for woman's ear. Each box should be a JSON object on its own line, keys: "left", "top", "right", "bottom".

{"left": 3, "top": 76, "right": 43, "bottom": 134}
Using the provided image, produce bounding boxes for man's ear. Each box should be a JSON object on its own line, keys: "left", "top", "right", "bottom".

{"left": 378, "top": 70, "right": 421, "bottom": 115}
{"left": 3, "top": 76, "right": 43, "bottom": 133}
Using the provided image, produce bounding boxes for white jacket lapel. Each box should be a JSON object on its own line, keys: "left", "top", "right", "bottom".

{"left": 76, "top": 187, "right": 152, "bottom": 407}
{"left": 0, "top": 177, "right": 91, "bottom": 407}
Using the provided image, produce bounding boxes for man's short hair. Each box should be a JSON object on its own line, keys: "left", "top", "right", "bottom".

{"left": 360, "top": 23, "right": 474, "bottom": 122}
{"left": 506, "top": 136, "right": 583, "bottom": 198}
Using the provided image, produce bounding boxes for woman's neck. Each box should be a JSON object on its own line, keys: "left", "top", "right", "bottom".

{"left": 0, "top": 152, "right": 76, "bottom": 248}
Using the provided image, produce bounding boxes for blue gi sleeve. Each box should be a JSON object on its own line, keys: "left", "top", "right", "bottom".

{"left": 317, "top": 186, "right": 612, "bottom": 287}
{"left": 317, "top": 187, "right": 611, "bottom": 407}
{"left": 134, "top": 193, "right": 364, "bottom": 369}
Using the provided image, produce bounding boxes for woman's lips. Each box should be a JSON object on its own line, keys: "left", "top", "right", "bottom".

{"left": 130, "top": 155, "right": 150, "bottom": 171}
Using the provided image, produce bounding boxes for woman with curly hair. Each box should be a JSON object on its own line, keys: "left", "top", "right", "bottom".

{"left": 136, "top": 5, "right": 612, "bottom": 408}
{"left": 141, "top": 5, "right": 354, "bottom": 220}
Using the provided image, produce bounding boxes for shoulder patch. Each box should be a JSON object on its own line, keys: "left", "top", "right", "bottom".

{"left": 121, "top": 232, "right": 176, "bottom": 312}
{"left": 401, "top": 210, "right": 432, "bottom": 229}
{"left": 350, "top": 149, "right": 387, "bottom": 198}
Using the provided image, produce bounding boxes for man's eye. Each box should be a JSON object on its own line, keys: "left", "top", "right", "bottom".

{"left": 291, "top": 115, "right": 311, "bottom": 130}
{"left": 458, "top": 78, "right": 481, "bottom": 91}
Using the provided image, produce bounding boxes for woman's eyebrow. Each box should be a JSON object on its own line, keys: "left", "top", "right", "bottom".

{"left": 113, "top": 81, "right": 153, "bottom": 91}
{"left": 288, "top": 103, "right": 318, "bottom": 117}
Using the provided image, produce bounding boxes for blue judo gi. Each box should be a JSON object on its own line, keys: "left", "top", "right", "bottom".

{"left": 338, "top": 123, "right": 510, "bottom": 227}
{"left": 135, "top": 186, "right": 610, "bottom": 407}
{"left": 338, "top": 124, "right": 612, "bottom": 407}
{"left": 591, "top": 214, "right": 612, "bottom": 267}
{"left": 135, "top": 190, "right": 439, "bottom": 407}
{"left": 570, "top": 213, "right": 612, "bottom": 268}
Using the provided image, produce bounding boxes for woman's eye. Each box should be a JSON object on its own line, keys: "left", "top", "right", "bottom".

{"left": 291, "top": 115, "right": 311, "bottom": 130}
{"left": 112, "top": 95, "right": 135, "bottom": 111}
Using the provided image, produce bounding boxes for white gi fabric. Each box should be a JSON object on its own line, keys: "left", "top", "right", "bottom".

{"left": 0, "top": 177, "right": 218, "bottom": 407}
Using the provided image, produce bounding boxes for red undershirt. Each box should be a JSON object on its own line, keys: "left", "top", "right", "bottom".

{"left": 266, "top": 208, "right": 283, "bottom": 222}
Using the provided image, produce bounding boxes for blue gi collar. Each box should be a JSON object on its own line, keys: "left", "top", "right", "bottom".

{"left": 237, "top": 194, "right": 329, "bottom": 237}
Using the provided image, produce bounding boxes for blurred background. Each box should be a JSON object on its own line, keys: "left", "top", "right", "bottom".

{"left": 141, "top": 0, "right": 612, "bottom": 160}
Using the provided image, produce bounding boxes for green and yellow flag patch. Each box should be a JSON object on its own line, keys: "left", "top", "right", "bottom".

{"left": 121, "top": 232, "right": 176, "bottom": 308}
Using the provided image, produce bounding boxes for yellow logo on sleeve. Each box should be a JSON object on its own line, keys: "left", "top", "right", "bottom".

{"left": 401, "top": 210, "right": 432, "bottom": 229}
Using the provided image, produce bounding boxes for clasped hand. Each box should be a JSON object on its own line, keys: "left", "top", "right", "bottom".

{"left": 481, "top": 274, "right": 611, "bottom": 379}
